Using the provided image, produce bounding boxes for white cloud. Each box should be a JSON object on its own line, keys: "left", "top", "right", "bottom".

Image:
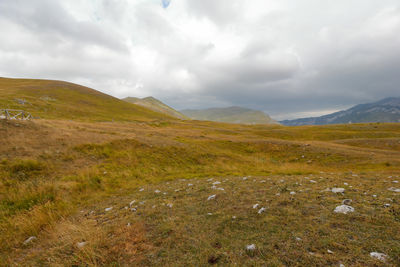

{"left": 1, "top": 0, "right": 400, "bottom": 119}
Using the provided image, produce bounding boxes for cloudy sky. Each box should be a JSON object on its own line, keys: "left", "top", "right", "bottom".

{"left": 1, "top": 0, "right": 400, "bottom": 120}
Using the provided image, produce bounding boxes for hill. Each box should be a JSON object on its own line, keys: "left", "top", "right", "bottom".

{"left": 0, "top": 77, "right": 171, "bottom": 121}
{"left": 281, "top": 97, "right": 400, "bottom": 126}
{"left": 123, "top": 96, "right": 188, "bottom": 120}
{"left": 181, "top": 106, "right": 279, "bottom": 125}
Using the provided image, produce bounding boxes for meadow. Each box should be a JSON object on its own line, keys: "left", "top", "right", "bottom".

{"left": 0, "top": 118, "right": 399, "bottom": 266}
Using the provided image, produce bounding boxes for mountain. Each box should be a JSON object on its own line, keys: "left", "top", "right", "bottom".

{"left": 281, "top": 97, "right": 400, "bottom": 126}
{"left": 0, "top": 77, "right": 172, "bottom": 121}
{"left": 123, "top": 96, "right": 188, "bottom": 120}
{"left": 180, "top": 106, "right": 279, "bottom": 125}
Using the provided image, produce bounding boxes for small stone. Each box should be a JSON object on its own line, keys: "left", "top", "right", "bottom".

{"left": 334, "top": 205, "right": 354, "bottom": 214}
{"left": 105, "top": 207, "right": 113, "bottom": 212}
{"left": 332, "top": 188, "right": 345, "bottom": 193}
{"left": 342, "top": 199, "right": 352, "bottom": 205}
{"left": 232, "top": 216, "right": 236, "bottom": 219}
{"left": 127, "top": 222, "right": 131, "bottom": 227}
{"left": 207, "top": 194, "right": 216, "bottom": 201}
{"left": 23, "top": 236, "right": 37, "bottom": 245}
{"left": 388, "top": 187, "right": 400, "bottom": 192}
{"left": 393, "top": 180, "right": 399, "bottom": 183}
{"left": 295, "top": 237, "right": 302, "bottom": 241}
{"left": 155, "top": 190, "right": 161, "bottom": 193}
{"left": 327, "top": 249, "right": 334, "bottom": 254}
{"left": 139, "top": 188, "right": 144, "bottom": 192}
{"left": 310, "top": 180, "right": 317, "bottom": 183}
{"left": 129, "top": 200, "right": 136, "bottom": 207}
{"left": 77, "top": 241, "right": 87, "bottom": 249}
{"left": 131, "top": 208, "right": 137, "bottom": 212}
{"left": 212, "top": 181, "right": 221, "bottom": 185}
{"left": 167, "top": 203, "right": 173, "bottom": 208}
{"left": 370, "top": 252, "right": 388, "bottom": 262}
{"left": 290, "top": 191, "right": 296, "bottom": 195}
{"left": 344, "top": 182, "right": 349, "bottom": 186}
{"left": 258, "top": 207, "right": 266, "bottom": 214}
{"left": 384, "top": 203, "right": 391, "bottom": 208}
{"left": 253, "top": 204, "right": 259, "bottom": 209}
{"left": 372, "top": 194, "right": 377, "bottom": 198}
{"left": 188, "top": 183, "right": 193, "bottom": 186}
{"left": 207, "top": 213, "right": 213, "bottom": 216}
{"left": 246, "top": 244, "right": 256, "bottom": 251}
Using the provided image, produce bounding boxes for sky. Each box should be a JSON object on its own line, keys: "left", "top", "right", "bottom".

{"left": 0, "top": 0, "right": 399, "bottom": 120}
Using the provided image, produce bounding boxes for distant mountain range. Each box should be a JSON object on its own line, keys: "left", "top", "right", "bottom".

{"left": 123, "top": 96, "right": 188, "bottom": 120}
{"left": 181, "top": 106, "right": 279, "bottom": 125}
{"left": 281, "top": 97, "right": 400, "bottom": 126}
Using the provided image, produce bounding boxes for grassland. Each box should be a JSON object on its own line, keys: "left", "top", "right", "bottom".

{"left": 0, "top": 118, "right": 399, "bottom": 266}
{"left": 0, "top": 77, "right": 172, "bottom": 121}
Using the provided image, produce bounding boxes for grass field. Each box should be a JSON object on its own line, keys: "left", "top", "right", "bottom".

{"left": 1, "top": 118, "right": 399, "bottom": 266}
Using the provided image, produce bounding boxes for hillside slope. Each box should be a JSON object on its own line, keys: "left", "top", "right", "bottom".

{"left": 123, "top": 96, "right": 188, "bottom": 120}
{"left": 181, "top": 106, "right": 279, "bottom": 125}
{"left": 0, "top": 77, "right": 171, "bottom": 121}
{"left": 281, "top": 97, "right": 400, "bottom": 126}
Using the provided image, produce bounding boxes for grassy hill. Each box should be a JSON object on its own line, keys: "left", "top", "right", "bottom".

{"left": 181, "top": 106, "right": 279, "bottom": 125}
{"left": 123, "top": 96, "right": 188, "bottom": 120}
{"left": 0, "top": 77, "right": 171, "bottom": 121}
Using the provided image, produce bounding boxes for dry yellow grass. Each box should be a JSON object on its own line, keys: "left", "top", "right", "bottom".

{"left": 1, "top": 118, "right": 399, "bottom": 266}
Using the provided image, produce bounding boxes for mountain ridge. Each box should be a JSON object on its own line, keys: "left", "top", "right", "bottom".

{"left": 281, "top": 97, "right": 400, "bottom": 126}
{"left": 123, "top": 96, "right": 188, "bottom": 120}
{"left": 181, "top": 106, "right": 279, "bottom": 125}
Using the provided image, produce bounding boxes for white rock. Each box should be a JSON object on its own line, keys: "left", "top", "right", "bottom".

{"left": 253, "top": 204, "right": 259, "bottom": 209}
{"left": 232, "top": 216, "right": 237, "bottom": 219}
{"left": 246, "top": 244, "right": 256, "bottom": 251}
{"left": 242, "top": 177, "right": 248, "bottom": 180}
{"left": 310, "top": 180, "right": 317, "bottom": 183}
{"left": 295, "top": 237, "right": 302, "bottom": 241}
{"left": 212, "top": 181, "right": 221, "bottom": 185}
{"left": 332, "top": 188, "right": 345, "bottom": 193}
{"left": 258, "top": 207, "right": 266, "bottom": 214}
{"left": 131, "top": 208, "right": 137, "bottom": 212}
{"left": 23, "top": 236, "right": 37, "bottom": 245}
{"left": 393, "top": 180, "right": 399, "bottom": 183}
{"left": 290, "top": 191, "right": 296, "bottom": 195}
{"left": 129, "top": 200, "right": 136, "bottom": 207}
{"left": 154, "top": 190, "right": 161, "bottom": 193}
{"left": 167, "top": 203, "right": 173, "bottom": 208}
{"left": 344, "top": 182, "right": 349, "bottom": 186}
{"left": 139, "top": 188, "right": 144, "bottom": 192}
{"left": 105, "top": 207, "right": 113, "bottom": 212}
{"left": 77, "top": 241, "right": 87, "bottom": 249}
{"left": 334, "top": 205, "right": 354, "bottom": 214}
{"left": 370, "top": 252, "right": 388, "bottom": 262}
{"left": 188, "top": 183, "right": 193, "bottom": 186}
{"left": 339, "top": 264, "right": 345, "bottom": 267}
{"left": 276, "top": 193, "right": 280, "bottom": 196}
{"left": 384, "top": 203, "right": 391, "bottom": 208}
{"left": 388, "top": 187, "right": 400, "bottom": 192}
{"left": 327, "top": 249, "right": 334, "bottom": 254}
{"left": 372, "top": 194, "right": 377, "bottom": 198}
{"left": 207, "top": 194, "right": 216, "bottom": 201}
{"left": 207, "top": 178, "right": 213, "bottom": 181}
{"left": 207, "top": 213, "right": 213, "bottom": 216}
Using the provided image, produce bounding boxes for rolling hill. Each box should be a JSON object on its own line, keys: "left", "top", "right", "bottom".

{"left": 0, "top": 77, "right": 171, "bottom": 121}
{"left": 123, "top": 96, "right": 188, "bottom": 120}
{"left": 281, "top": 97, "right": 400, "bottom": 126}
{"left": 181, "top": 106, "right": 279, "bottom": 125}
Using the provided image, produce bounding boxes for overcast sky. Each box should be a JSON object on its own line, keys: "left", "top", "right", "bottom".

{"left": 1, "top": 0, "right": 399, "bottom": 120}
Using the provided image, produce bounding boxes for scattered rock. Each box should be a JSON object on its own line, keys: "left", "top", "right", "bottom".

{"left": 258, "top": 207, "right": 266, "bottom": 214}
{"left": 310, "top": 180, "right": 317, "bottom": 183}
{"left": 343, "top": 182, "right": 349, "bottom": 186}
{"left": 370, "top": 252, "right": 388, "bottom": 262}
{"left": 105, "top": 207, "right": 113, "bottom": 212}
{"left": 23, "top": 236, "right": 37, "bottom": 245}
{"left": 334, "top": 205, "right": 354, "bottom": 214}
{"left": 212, "top": 181, "right": 221, "bottom": 185}
{"left": 332, "top": 188, "right": 345, "bottom": 193}
{"left": 253, "top": 204, "right": 259, "bottom": 209}
{"left": 129, "top": 200, "right": 136, "bottom": 207}
{"left": 207, "top": 194, "right": 216, "bottom": 201}
{"left": 188, "top": 183, "right": 193, "bottom": 187}
{"left": 139, "top": 188, "right": 144, "bottom": 192}
{"left": 167, "top": 203, "right": 173, "bottom": 208}
{"left": 232, "top": 216, "right": 236, "bottom": 219}
{"left": 290, "top": 191, "right": 296, "bottom": 195}
{"left": 295, "top": 237, "right": 302, "bottom": 241}
{"left": 342, "top": 199, "right": 352, "bottom": 205}
{"left": 77, "top": 241, "right": 87, "bottom": 249}
{"left": 384, "top": 203, "right": 391, "bottom": 208}
{"left": 246, "top": 244, "right": 256, "bottom": 251}
{"left": 327, "top": 249, "right": 334, "bottom": 254}
{"left": 388, "top": 187, "right": 400, "bottom": 192}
